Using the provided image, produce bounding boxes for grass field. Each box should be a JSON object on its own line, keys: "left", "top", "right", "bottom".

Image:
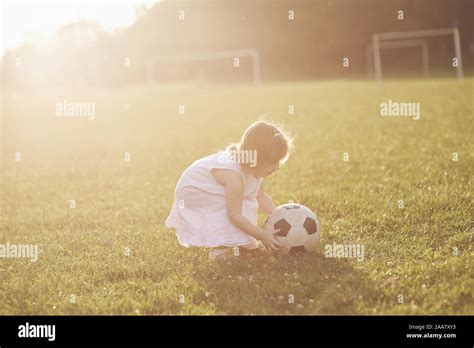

{"left": 1, "top": 78, "right": 473, "bottom": 315}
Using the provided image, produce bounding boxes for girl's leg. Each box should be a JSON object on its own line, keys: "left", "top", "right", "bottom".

{"left": 238, "top": 243, "right": 262, "bottom": 257}
{"left": 209, "top": 241, "right": 261, "bottom": 261}
{"left": 208, "top": 247, "right": 233, "bottom": 261}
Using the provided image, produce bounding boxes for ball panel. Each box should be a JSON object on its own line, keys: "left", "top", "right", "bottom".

{"left": 303, "top": 217, "right": 317, "bottom": 235}
{"left": 265, "top": 207, "right": 288, "bottom": 227}
{"left": 274, "top": 219, "right": 291, "bottom": 237}
{"left": 287, "top": 227, "right": 306, "bottom": 246}
{"left": 303, "top": 234, "right": 320, "bottom": 251}
{"left": 282, "top": 209, "right": 305, "bottom": 225}
{"left": 298, "top": 204, "right": 316, "bottom": 218}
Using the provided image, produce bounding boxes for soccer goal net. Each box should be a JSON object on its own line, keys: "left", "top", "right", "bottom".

{"left": 370, "top": 28, "right": 463, "bottom": 81}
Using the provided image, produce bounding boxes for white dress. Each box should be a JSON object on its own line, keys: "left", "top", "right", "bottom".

{"left": 165, "top": 151, "right": 263, "bottom": 248}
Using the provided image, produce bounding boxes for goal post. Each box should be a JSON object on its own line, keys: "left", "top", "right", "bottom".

{"left": 371, "top": 28, "right": 463, "bottom": 82}
{"left": 367, "top": 39, "right": 429, "bottom": 78}
{"left": 146, "top": 49, "right": 261, "bottom": 85}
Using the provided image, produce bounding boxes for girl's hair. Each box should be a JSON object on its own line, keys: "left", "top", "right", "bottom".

{"left": 226, "top": 119, "right": 294, "bottom": 174}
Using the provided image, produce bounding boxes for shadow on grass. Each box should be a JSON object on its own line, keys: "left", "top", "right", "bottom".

{"left": 190, "top": 248, "right": 383, "bottom": 315}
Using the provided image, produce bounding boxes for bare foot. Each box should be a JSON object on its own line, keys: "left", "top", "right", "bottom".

{"left": 208, "top": 248, "right": 233, "bottom": 261}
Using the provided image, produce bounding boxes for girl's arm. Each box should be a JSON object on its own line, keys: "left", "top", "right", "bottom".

{"left": 257, "top": 182, "right": 276, "bottom": 215}
{"left": 212, "top": 169, "right": 281, "bottom": 251}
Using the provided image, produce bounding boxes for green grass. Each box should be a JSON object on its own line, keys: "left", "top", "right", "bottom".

{"left": 0, "top": 78, "right": 473, "bottom": 315}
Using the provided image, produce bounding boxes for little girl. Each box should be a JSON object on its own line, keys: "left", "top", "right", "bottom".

{"left": 165, "top": 120, "right": 293, "bottom": 260}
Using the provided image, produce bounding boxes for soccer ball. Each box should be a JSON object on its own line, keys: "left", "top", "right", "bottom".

{"left": 263, "top": 202, "right": 321, "bottom": 254}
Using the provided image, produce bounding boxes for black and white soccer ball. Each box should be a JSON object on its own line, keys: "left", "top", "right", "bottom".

{"left": 263, "top": 202, "right": 321, "bottom": 254}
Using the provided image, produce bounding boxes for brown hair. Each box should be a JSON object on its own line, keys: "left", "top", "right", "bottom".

{"left": 226, "top": 119, "right": 293, "bottom": 175}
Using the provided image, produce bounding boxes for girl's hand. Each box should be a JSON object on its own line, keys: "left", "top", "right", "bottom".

{"left": 260, "top": 229, "right": 282, "bottom": 252}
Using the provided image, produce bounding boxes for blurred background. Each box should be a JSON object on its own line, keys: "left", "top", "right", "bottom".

{"left": 1, "top": 1, "right": 473, "bottom": 316}
{"left": 1, "top": 0, "right": 473, "bottom": 89}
